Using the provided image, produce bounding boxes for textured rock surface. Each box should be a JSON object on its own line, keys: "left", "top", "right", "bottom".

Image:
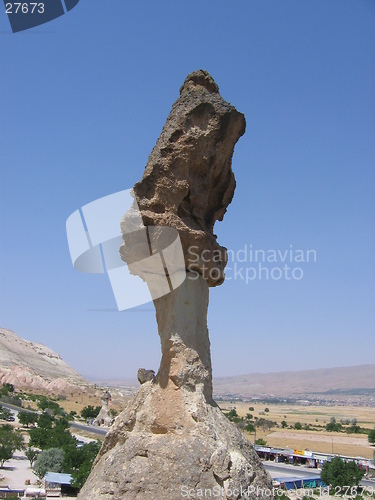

{"left": 137, "top": 368, "right": 155, "bottom": 384}
{"left": 79, "top": 391, "right": 270, "bottom": 499}
{"left": 93, "top": 391, "right": 114, "bottom": 427}
{"left": 0, "top": 327, "right": 87, "bottom": 392}
{"left": 79, "top": 277, "right": 271, "bottom": 500}
{"left": 79, "top": 71, "right": 271, "bottom": 499}
{"left": 120, "top": 69, "right": 246, "bottom": 287}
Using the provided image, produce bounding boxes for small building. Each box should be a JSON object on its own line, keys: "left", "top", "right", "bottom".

{"left": 43, "top": 472, "right": 75, "bottom": 497}
{"left": 273, "top": 476, "right": 325, "bottom": 490}
{"left": 0, "top": 486, "right": 26, "bottom": 497}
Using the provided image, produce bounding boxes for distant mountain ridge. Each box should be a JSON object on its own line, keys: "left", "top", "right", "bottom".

{"left": 0, "top": 327, "right": 87, "bottom": 393}
{"left": 91, "top": 364, "right": 375, "bottom": 400}
{"left": 212, "top": 364, "right": 375, "bottom": 398}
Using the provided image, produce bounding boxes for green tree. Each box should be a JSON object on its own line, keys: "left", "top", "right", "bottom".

{"left": 66, "top": 411, "right": 77, "bottom": 421}
{"left": 294, "top": 422, "right": 302, "bottom": 430}
{"left": 81, "top": 405, "right": 101, "bottom": 420}
{"left": 18, "top": 411, "right": 38, "bottom": 428}
{"left": 346, "top": 425, "right": 361, "bottom": 434}
{"left": 33, "top": 448, "right": 65, "bottom": 479}
{"left": 281, "top": 420, "right": 287, "bottom": 428}
{"left": 37, "top": 412, "right": 54, "bottom": 429}
{"left": 321, "top": 457, "right": 364, "bottom": 488}
{"left": 71, "top": 460, "right": 93, "bottom": 489}
{"left": 249, "top": 407, "right": 254, "bottom": 412}
{"left": 65, "top": 441, "right": 101, "bottom": 489}
{"left": 62, "top": 443, "right": 81, "bottom": 472}
{"left": 29, "top": 416, "right": 76, "bottom": 450}
{"left": 264, "top": 408, "right": 270, "bottom": 413}
{"left": 255, "top": 438, "right": 267, "bottom": 446}
{"left": 244, "top": 422, "right": 256, "bottom": 433}
{"left": 0, "top": 424, "right": 24, "bottom": 467}
{"left": 225, "top": 408, "right": 241, "bottom": 423}
{"left": 25, "top": 447, "right": 39, "bottom": 467}
{"left": 28, "top": 428, "right": 51, "bottom": 450}
{"left": 326, "top": 417, "right": 343, "bottom": 432}
{"left": 0, "top": 406, "right": 13, "bottom": 420}
{"left": 48, "top": 419, "right": 76, "bottom": 448}
{"left": 37, "top": 397, "right": 63, "bottom": 415}
{"left": 368, "top": 429, "right": 375, "bottom": 444}
{"left": 0, "top": 384, "right": 14, "bottom": 396}
{"left": 0, "top": 446, "right": 13, "bottom": 468}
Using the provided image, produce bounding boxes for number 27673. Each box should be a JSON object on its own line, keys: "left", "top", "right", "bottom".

{"left": 6, "top": 3, "right": 45, "bottom": 14}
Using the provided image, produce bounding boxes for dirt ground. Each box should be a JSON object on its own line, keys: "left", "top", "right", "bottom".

{"left": 0, "top": 450, "right": 39, "bottom": 490}
{"left": 218, "top": 401, "right": 375, "bottom": 459}
{"left": 20, "top": 386, "right": 130, "bottom": 417}
{"left": 265, "top": 430, "right": 374, "bottom": 458}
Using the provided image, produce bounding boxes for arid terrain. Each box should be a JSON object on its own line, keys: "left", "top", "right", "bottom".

{"left": 0, "top": 327, "right": 87, "bottom": 393}
{"left": 219, "top": 401, "right": 375, "bottom": 459}
{"left": 94, "top": 364, "right": 375, "bottom": 406}
{"left": 1, "top": 326, "right": 374, "bottom": 465}
{"left": 213, "top": 364, "right": 375, "bottom": 404}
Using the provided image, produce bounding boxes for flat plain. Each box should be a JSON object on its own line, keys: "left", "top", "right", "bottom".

{"left": 218, "top": 401, "right": 375, "bottom": 459}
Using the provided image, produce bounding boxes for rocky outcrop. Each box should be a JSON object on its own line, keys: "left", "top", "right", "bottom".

{"left": 120, "top": 70, "right": 246, "bottom": 287}
{"left": 0, "top": 328, "right": 87, "bottom": 392}
{"left": 79, "top": 276, "right": 271, "bottom": 499}
{"left": 79, "top": 71, "right": 271, "bottom": 499}
{"left": 137, "top": 368, "right": 155, "bottom": 384}
{"left": 93, "top": 390, "right": 114, "bottom": 427}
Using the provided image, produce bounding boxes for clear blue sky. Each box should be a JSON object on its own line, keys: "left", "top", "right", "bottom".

{"left": 1, "top": 1, "right": 374, "bottom": 380}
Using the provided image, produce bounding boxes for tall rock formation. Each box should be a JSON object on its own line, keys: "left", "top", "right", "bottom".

{"left": 93, "top": 390, "right": 114, "bottom": 427}
{"left": 79, "top": 71, "right": 271, "bottom": 499}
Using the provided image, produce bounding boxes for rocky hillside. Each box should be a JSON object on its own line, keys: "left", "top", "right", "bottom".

{"left": 0, "top": 327, "right": 87, "bottom": 393}
{"left": 213, "top": 364, "right": 375, "bottom": 399}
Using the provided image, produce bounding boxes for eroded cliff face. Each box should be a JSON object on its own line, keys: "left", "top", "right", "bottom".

{"left": 79, "top": 71, "right": 272, "bottom": 500}
{"left": 0, "top": 327, "right": 87, "bottom": 393}
{"left": 121, "top": 70, "right": 246, "bottom": 287}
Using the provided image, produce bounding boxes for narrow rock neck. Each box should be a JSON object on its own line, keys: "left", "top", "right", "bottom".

{"left": 153, "top": 273, "right": 213, "bottom": 402}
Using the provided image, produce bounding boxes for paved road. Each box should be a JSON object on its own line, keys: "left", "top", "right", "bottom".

{"left": 263, "top": 462, "right": 321, "bottom": 479}
{"left": 0, "top": 401, "right": 32, "bottom": 413}
{"left": 263, "top": 461, "right": 375, "bottom": 488}
{"left": 70, "top": 421, "right": 108, "bottom": 436}
{"left": 0, "top": 402, "right": 108, "bottom": 436}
